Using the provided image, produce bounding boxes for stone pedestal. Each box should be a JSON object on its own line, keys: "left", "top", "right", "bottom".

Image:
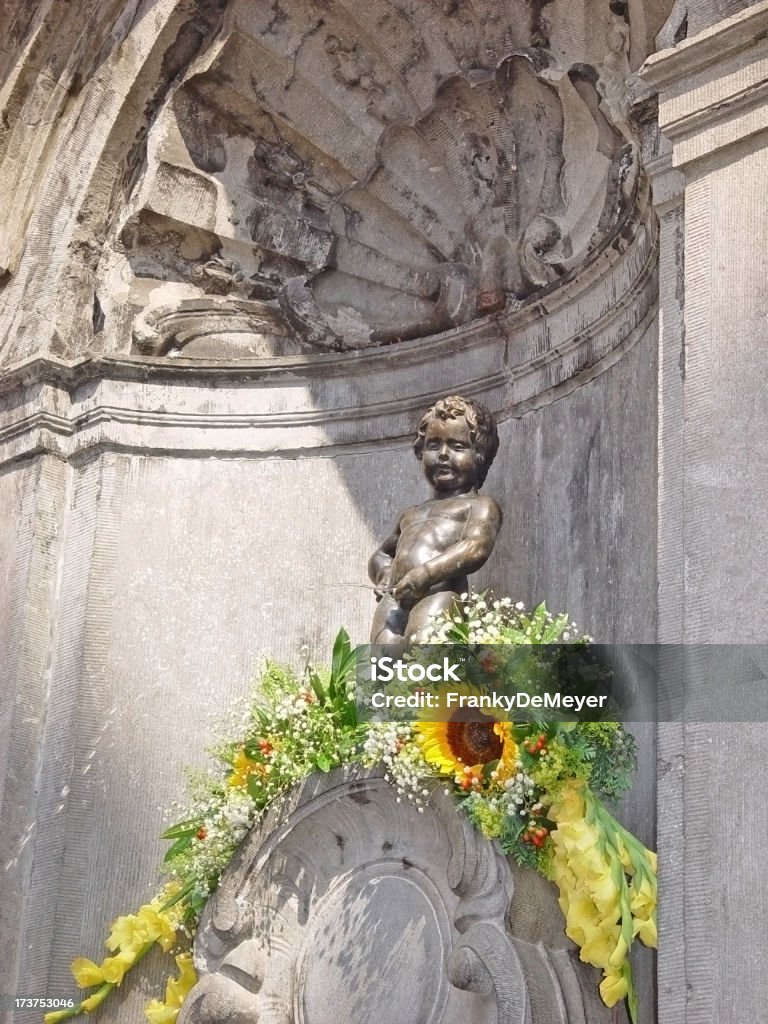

{"left": 179, "top": 767, "right": 611, "bottom": 1024}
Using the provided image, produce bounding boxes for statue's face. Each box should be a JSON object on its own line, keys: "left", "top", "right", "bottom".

{"left": 421, "top": 416, "right": 478, "bottom": 493}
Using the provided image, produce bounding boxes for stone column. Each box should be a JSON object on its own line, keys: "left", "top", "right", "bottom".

{"left": 642, "top": 4, "right": 768, "bottom": 1021}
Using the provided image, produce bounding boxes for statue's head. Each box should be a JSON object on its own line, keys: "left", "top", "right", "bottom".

{"left": 413, "top": 395, "right": 499, "bottom": 488}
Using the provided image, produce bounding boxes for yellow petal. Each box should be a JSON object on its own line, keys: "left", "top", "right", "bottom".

{"left": 549, "top": 782, "right": 586, "bottom": 823}
{"left": 580, "top": 924, "right": 621, "bottom": 970}
{"left": 137, "top": 906, "right": 178, "bottom": 952}
{"left": 608, "top": 930, "right": 629, "bottom": 970}
{"left": 629, "top": 875, "right": 656, "bottom": 920}
{"left": 634, "top": 913, "right": 657, "bottom": 947}
{"left": 599, "top": 969, "right": 628, "bottom": 1007}
{"left": 587, "top": 870, "right": 621, "bottom": 918}
{"left": 144, "top": 999, "right": 178, "bottom": 1024}
{"left": 81, "top": 994, "right": 104, "bottom": 1014}
{"left": 71, "top": 958, "right": 105, "bottom": 988}
{"left": 165, "top": 952, "right": 197, "bottom": 1006}
{"left": 106, "top": 913, "right": 146, "bottom": 954}
{"left": 101, "top": 950, "right": 137, "bottom": 985}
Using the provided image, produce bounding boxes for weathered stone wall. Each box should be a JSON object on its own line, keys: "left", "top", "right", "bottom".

{"left": 0, "top": 329, "right": 658, "bottom": 1023}
{"left": 0, "top": 1, "right": 676, "bottom": 1021}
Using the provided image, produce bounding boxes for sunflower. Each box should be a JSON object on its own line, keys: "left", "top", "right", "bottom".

{"left": 416, "top": 713, "right": 517, "bottom": 784}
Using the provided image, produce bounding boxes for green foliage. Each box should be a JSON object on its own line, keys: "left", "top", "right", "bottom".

{"left": 161, "top": 629, "right": 365, "bottom": 924}
{"left": 465, "top": 798, "right": 504, "bottom": 839}
{"left": 531, "top": 737, "right": 592, "bottom": 801}
{"left": 587, "top": 727, "right": 637, "bottom": 802}
{"left": 500, "top": 815, "right": 542, "bottom": 870}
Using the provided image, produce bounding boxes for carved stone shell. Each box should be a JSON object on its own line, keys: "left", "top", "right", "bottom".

{"left": 121, "top": 0, "right": 640, "bottom": 355}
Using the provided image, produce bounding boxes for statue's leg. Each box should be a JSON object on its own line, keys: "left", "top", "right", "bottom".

{"left": 405, "top": 591, "right": 459, "bottom": 642}
{"left": 370, "top": 594, "right": 408, "bottom": 650}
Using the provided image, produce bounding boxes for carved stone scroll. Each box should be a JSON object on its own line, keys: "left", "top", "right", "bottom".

{"left": 178, "top": 767, "right": 610, "bottom": 1024}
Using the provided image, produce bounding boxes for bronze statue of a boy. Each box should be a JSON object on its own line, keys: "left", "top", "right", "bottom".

{"left": 369, "top": 395, "right": 501, "bottom": 648}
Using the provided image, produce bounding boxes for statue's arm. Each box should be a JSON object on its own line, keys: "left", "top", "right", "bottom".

{"left": 425, "top": 499, "right": 502, "bottom": 583}
{"left": 394, "top": 499, "right": 501, "bottom": 605}
{"left": 368, "top": 517, "right": 402, "bottom": 589}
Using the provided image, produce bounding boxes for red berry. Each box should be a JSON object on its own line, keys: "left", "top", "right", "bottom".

{"left": 196, "top": 827, "right": 207, "bottom": 841}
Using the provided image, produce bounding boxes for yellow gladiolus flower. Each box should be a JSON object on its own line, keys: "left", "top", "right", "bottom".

{"left": 71, "top": 957, "right": 105, "bottom": 988}
{"left": 608, "top": 930, "right": 629, "bottom": 970}
{"left": 106, "top": 913, "right": 145, "bottom": 954}
{"left": 563, "top": 893, "right": 603, "bottom": 948}
{"left": 144, "top": 1001, "right": 178, "bottom": 1024}
{"left": 165, "top": 953, "right": 197, "bottom": 1004}
{"left": 144, "top": 953, "right": 197, "bottom": 1024}
{"left": 629, "top": 873, "right": 657, "bottom": 947}
{"left": 81, "top": 993, "right": 104, "bottom": 1014}
{"left": 101, "top": 949, "right": 138, "bottom": 985}
{"left": 587, "top": 870, "right": 621, "bottom": 920}
{"left": 43, "top": 1012, "right": 73, "bottom": 1024}
{"left": 549, "top": 781, "right": 586, "bottom": 823}
{"left": 580, "top": 922, "right": 621, "bottom": 970}
{"left": 634, "top": 913, "right": 657, "bottom": 947}
{"left": 136, "top": 905, "right": 178, "bottom": 952}
{"left": 599, "top": 969, "right": 628, "bottom": 1007}
{"left": 630, "top": 874, "right": 656, "bottom": 920}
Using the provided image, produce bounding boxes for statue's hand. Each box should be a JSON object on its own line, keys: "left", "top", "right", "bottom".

{"left": 374, "top": 566, "right": 394, "bottom": 600}
{"left": 393, "top": 566, "right": 431, "bottom": 610}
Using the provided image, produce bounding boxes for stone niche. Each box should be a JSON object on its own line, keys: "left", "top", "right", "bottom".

{"left": 110, "top": 0, "right": 652, "bottom": 359}
{"left": 0, "top": 0, "right": 670, "bottom": 368}
{"left": 179, "top": 767, "right": 610, "bottom": 1024}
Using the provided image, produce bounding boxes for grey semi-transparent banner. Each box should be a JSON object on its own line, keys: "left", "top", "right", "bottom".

{"left": 353, "top": 644, "right": 768, "bottom": 722}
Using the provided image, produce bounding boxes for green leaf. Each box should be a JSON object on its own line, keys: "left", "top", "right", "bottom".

{"left": 186, "top": 890, "right": 209, "bottom": 916}
{"left": 246, "top": 774, "right": 265, "bottom": 804}
{"left": 309, "top": 669, "right": 326, "bottom": 705}
{"left": 330, "top": 628, "right": 358, "bottom": 693}
{"left": 482, "top": 759, "right": 500, "bottom": 781}
{"left": 342, "top": 700, "right": 358, "bottom": 729}
{"left": 160, "top": 818, "right": 201, "bottom": 840}
{"left": 625, "top": 963, "right": 638, "bottom": 1024}
{"left": 163, "top": 834, "right": 194, "bottom": 863}
{"left": 251, "top": 706, "right": 270, "bottom": 729}
{"left": 315, "top": 752, "right": 332, "bottom": 773}
{"left": 331, "top": 628, "right": 351, "bottom": 680}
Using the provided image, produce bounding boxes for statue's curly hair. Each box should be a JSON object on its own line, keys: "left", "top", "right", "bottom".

{"left": 413, "top": 395, "right": 499, "bottom": 487}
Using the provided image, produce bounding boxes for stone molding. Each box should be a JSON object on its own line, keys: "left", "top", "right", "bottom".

{"left": 178, "top": 765, "right": 609, "bottom": 1024}
{"left": 640, "top": 0, "right": 768, "bottom": 169}
{"left": 0, "top": 188, "right": 657, "bottom": 466}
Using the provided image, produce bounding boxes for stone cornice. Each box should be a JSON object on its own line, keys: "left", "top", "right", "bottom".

{"left": 641, "top": 1, "right": 768, "bottom": 92}
{"left": 640, "top": 2, "right": 768, "bottom": 169}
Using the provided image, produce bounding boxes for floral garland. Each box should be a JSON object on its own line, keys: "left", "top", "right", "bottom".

{"left": 45, "top": 596, "right": 656, "bottom": 1024}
